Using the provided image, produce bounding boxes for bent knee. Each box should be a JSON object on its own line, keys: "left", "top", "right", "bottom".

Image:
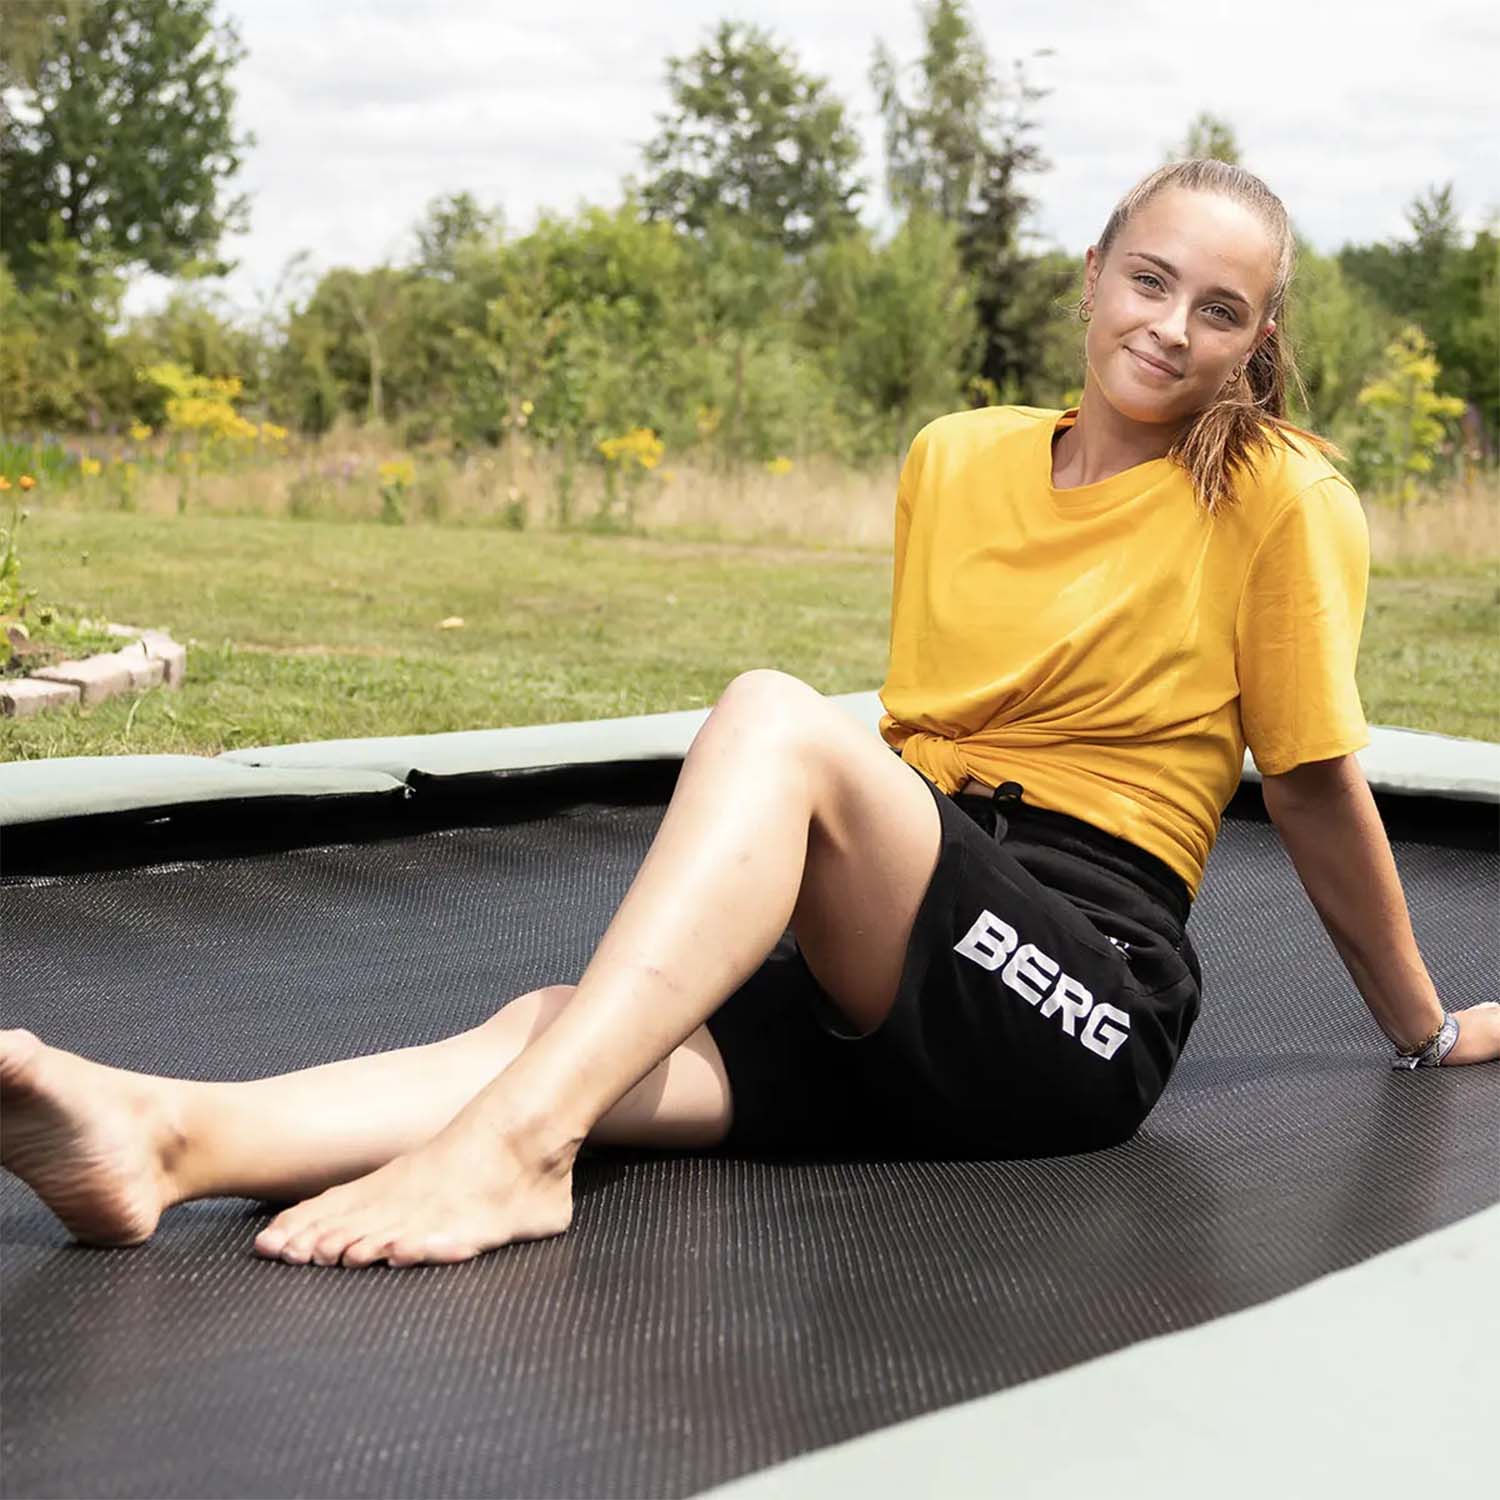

{"left": 715, "top": 668, "right": 820, "bottom": 717}
{"left": 534, "top": 983, "right": 577, "bottom": 1004}
{"left": 483, "top": 984, "right": 576, "bottom": 1037}
{"left": 712, "top": 670, "right": 834, "bottom": 749}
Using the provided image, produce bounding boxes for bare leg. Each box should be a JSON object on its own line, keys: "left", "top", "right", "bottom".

{"left": 170, "top": 988, "right": 735, "bottom": 1203}
{"left": 0, "top": 987, "right": 732, "bottom": 1248}
{"left": 254, "top": 670, "right": 942, "bottom": 1268}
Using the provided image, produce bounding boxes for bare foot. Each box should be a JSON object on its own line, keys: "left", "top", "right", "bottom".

{"left": 0, "top": 1029, "right": 184, "bottom": 1247}
{"left": 253, "top": 1115, "right": 578, "bottom": 1269}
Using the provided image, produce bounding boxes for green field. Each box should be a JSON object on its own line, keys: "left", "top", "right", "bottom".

{"left": 2, "top": 509, "right": 1496, "bottom": 760}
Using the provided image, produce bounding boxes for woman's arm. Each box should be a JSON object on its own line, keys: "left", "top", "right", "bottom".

{"left": 1259, "top": 753, "right": 1499, "bottom": 1065}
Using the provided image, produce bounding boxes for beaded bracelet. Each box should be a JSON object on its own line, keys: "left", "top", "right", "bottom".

{"left": 1390, "top": 1012, "right": 1459, "bottom": 1070}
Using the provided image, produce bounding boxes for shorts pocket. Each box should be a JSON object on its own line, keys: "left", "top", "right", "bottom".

{"left": 1080, "top": 910, "right": 1191, "bottom": 1001}
{"left": 1128, "top": 940, "right": 1193, "bottom": 1000}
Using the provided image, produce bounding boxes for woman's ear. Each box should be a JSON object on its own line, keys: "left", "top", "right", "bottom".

{"left": 1083, "top": 245, "right": 1100, "bottom": 299}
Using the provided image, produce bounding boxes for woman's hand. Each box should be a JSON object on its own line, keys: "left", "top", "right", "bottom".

{"left": 1441, "top": 1001, "right": 1500, "bottom": 1065}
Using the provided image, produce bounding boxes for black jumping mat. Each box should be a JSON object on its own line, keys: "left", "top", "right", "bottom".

{"left": 2, "top": 784, "right": 1496, "bottom": 1498}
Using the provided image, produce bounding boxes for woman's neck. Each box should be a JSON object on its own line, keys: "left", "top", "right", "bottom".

{"left": 1052, "top": 386, "right": 1188, "bottom": 488}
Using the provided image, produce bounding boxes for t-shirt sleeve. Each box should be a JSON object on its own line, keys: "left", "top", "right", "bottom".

{"left": 1234, "top": 476, "right": 1371, "bottom": 776}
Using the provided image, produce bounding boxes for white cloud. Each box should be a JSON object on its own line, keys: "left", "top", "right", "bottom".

{"left": 125, "top": 0, "right": 1497, "bottom": 317}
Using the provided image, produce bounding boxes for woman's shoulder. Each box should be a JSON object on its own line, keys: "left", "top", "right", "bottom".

{"left": 1235, "top": 419, "right": 1355, "bottom": 516}
{"left": 908, "top": 404, "right": 1057, "bottom": 460}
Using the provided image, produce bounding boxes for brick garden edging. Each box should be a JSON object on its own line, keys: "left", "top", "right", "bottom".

{"left": 0, "top": 625, "right": 187, "bottom": 719}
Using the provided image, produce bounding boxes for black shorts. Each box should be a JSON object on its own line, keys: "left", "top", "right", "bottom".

{"left": 703, "top": 769, "right": 1203, "bottom": 1160}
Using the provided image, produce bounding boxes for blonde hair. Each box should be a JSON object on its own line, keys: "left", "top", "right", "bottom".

{"left": 1081, "top": 159, "right": 1342, "bottom": 514}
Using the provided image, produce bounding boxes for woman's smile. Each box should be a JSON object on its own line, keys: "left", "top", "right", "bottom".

{"left": 1126, "top": 346, "right": 1183, "bottom": 380}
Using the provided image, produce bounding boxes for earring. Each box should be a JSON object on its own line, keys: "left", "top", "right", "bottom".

{"left": 1080, "top": 304, "right": 1092, "bottom": 323}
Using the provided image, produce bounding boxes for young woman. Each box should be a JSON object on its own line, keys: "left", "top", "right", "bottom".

{"left": 3, "top": 160, "right": 1496, "bottom": 1269}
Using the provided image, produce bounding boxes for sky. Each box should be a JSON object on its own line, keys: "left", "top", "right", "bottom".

{"left": 126, "top": 0, "right": 1499, "bottom": 318}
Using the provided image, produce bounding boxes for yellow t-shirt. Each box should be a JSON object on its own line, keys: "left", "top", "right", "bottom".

{"left": 879, "top": 405, "right": 1370, "bottom": 899}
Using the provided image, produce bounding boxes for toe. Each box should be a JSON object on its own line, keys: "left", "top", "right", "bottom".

{"left": 254, "top": 1222, "right": 293, "bottom": 1256}
{"left": 311, "top": 1226, "right": 354, "bottom": 1266}
{"left": 385, "top": 1238, "right": 425, "bottom": 1268}
{"left": 341, "top": 1233, "right": 394, "bottom": 1269}
{"left": 279, "top": 1223, "right": 327, "bottom": 1264}
{"left": 388, "top": 1233, "right": 474, "bottom": 1268}
{"left": 254, "top": 1205, "right": 313, "bottom": 1256}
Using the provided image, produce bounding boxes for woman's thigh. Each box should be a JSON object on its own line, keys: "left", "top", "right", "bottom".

{"left": 515, "top": 672, "right": 945, "bottom": 1153}
{"left": 727, "top": 672, "right": 944, "bottom": 1038}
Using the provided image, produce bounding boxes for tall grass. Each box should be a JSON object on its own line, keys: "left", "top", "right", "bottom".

{"left": 16, "top": 420, "right": 1500, "bottom": 566}
{"left": 1364, "top": 468, "right": 1500, "bottom": 574}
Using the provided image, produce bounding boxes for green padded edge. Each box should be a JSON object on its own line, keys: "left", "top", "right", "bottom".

{"left": 218, "top": 691, "right": 1498, "bottom": 802}
{"left": 0, "top": 754, "right": 405, "bottom": 828}
{"left": 2, "top": 692, "right": 1495, "bottom": 829}
{"left": 704, "top": 1200, "right": 1500, "bottom": 1500}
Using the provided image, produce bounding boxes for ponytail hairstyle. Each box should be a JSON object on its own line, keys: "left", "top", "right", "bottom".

{"left": 1078, "top": 159, "right": 1342, "bottom": 515}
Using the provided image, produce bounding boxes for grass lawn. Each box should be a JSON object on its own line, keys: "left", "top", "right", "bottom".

{"left": 2, "top": 509, "right": 1496, "bottom": 760}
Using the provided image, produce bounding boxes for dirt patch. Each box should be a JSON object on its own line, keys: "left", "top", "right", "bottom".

{"left": 3, "top": 633, "right": 69, "bottom": 678}
{"left": 603, "top": 535, "right": 881, "bottom": 567}
{"left": 2, "top": 625, "right": 119, "bottom": 679}
{"left": 235, "top": 642, "right": 403, "bottom": 659}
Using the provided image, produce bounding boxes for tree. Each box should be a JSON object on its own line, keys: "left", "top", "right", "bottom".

{"left": 337, "top": 267, "right": 410, "bottom": 426}
{"left": 0, "top": 0, "right": 251, "bottom": 286}
{"left": 808, "top": 214, "right": 977, "bottom": 448}
{"left": 871, "top": 2, "right": 1050, "bottom": 398}
{"left": 1339, "top": 185, "right": 1498, "bottom": 454}
{"left": 411, "top": 192, "right": 502, "bottom": 281}
{"left": 639, "top": 21, "right": 864, "bottom": 252}
{"left": 0, "top": 1, "right": 85, "bottom": 89}
{"left": 1169, "top": 112, "right": 1242, "bottom": 164}
{"left": 1351, "top": 326, "right": 1466, "bottom": 510}
{"left": 958, "top": 66, "right": 1052, "bottom": 399}
{"left": 1340, "top": 183, "right": 1464, "bottom": 323}
{"left": 0, "top": 233, "right": 136, "bottom": 428}
{"left": 126, "top": 285, "right": 264, "bottom": 389}
{"left": 279, "top": 266, "right": 416, "bottom": 429}
{"left": 871, "top": 0, "right": 994, "bottom": 221}
{"left": 1283, "top": 239, "right": 1396, "bottom": 444}
{"left": 1438, "top": 223, "right": 1500, "bottom": 458}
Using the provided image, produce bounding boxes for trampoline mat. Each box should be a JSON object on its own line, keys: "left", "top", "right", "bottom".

{"left": 2, "top": 792, "right": 1497, "bottom": 1499}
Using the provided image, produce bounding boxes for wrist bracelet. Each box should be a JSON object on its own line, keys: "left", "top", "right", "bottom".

{"left": 1390, "top": 1012, "right": 1459, "bottom": 1070}
{"left": 1398, "top": 1016, "right": 1446, "bottom": 1057}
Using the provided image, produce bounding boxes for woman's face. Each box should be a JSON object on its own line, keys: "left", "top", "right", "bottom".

{"left": 1081, "top": 188, "right": 1278, "bottom": 426}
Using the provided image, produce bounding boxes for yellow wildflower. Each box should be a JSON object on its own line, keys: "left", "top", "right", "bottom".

{"left": 0, "top": 476, "right": 10, "bottom": 491}
{"left": 142, "top": 363, "right": 257, "bottom": 442}
{"left": 520, "top": 399, "right": 535, "bottom": 416}
{"left": 18, "top": 474, "right": 36, "bottom": 490}
{"left": 259, "top": 421, "right": 289, "bottom": 442}
{"left": 598, "top": 427, "right": 664, "bottom": 470}
{"left": 129, "top": 422, "right": 153, "bottom": 441}
{"left": 79, "top": 457, "right": 103, "bottom": 478}
{"left": 765, "top": 456, "right": 794, "bottom": 476}
{"left": 377, "top": 458, "right": 416, "bottom": 487}
{"left": 694, "top": 405, "right": 723, "bottom": 439}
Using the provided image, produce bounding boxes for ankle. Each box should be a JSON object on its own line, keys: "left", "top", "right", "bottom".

{"left": 152, "top": 1079, "right": 207, "bottom": 1206}
{"left": 488, "top": 1107, "right": 587, "bottom": 1179}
